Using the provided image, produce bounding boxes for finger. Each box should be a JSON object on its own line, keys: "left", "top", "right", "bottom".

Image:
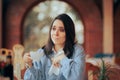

{"left": 56, "top": 63, "right": 60, "bottom": 67}
{"left": 23, "top": 55, "right": 32, "bottom": 63}
{"left": 23, "top": 53, "right": 29, "bottom": 59}
{"left": 27, "top": 62, "right": 33, "bottom": 66}
{"left": 54, "top": 63, "right": 57, "bottom": 67}
{"left": 53, "top": 61, "right": 60, "bottom": 67}
{"left": 54, "top": 59, "right": 60, "bottom": 63}
{"left": 26, "top": 57, "right": 32, "bottom": 63}
{"left": 25, "top": 53, "right": 30, "bottom": 56}
{"left": 25, "top": 62, "right": 33, "bottom": 68}
{"left": 27, "top": 56, "right": 32, "bottom": 60}
{"left": 27, "top": 58, "right": 32, "bottom": 62}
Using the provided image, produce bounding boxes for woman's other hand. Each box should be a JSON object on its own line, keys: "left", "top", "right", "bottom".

{"left": 52, "top": 53, "right": 66, "bottom": 67}
{"left": 23, "top": 53, "right": 33, "bottom": 68}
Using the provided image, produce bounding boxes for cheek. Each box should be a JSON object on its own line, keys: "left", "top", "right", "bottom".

{"left": 62, "top": 33, "right": 66, "bottom": 38}
{"left": 50, "top": 31, "right": 53, "bottom": 37}
{"left": 50, "top": 34, "right": 53, "bottom": 41}
{"left": 50, "top": 32, "right": 52, "bottom": 37}
{"left": 62, "top": 34, "right": 66, "bottom": 41}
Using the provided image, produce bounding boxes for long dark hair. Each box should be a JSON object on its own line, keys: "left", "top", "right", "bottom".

{"left": 44, "top": 14, "right": 76, "bottom": 58}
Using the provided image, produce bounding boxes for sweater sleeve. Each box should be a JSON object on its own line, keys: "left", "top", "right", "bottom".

{"left": 60, "top": 44, "right": 85, "bottom": 80}
{"left": 24, "top": 49, "right": 45, "bottom": 80}
{"left": 24, "top": 61, "right": 43, "bottom": 80}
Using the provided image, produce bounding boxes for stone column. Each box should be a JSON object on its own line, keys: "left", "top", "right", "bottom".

{"left": 103, "top": 0, "right": 113, "bottom": 53}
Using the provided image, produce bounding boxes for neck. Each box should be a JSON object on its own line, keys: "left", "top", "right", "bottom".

{"left": 54, "top": 44, "right": 64, "bottom": 53}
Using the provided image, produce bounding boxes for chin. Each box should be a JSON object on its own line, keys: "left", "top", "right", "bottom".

{"left": 53, "top": 42, "right": 61, "bottom": 45}
{"left": 53, "top": 42, "right": 60, "bottom": 45}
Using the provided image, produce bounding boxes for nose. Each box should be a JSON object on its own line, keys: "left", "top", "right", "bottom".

{"left": 55, "top": 30, "right": 59, "bottom": 36}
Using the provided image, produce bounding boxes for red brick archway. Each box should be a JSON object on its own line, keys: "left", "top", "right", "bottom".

{"left": 3, "top": 0, "right": 102, "bottom": 56}
{"left": 114, "top": 3, "right": 120, "bottom": 53}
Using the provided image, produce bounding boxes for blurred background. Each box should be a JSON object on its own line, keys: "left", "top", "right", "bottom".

{"left": 0, "top": 0, "right": 120, "bottom": 56}
{"left": 1, "top": 0, "right": 120, "bottom": 56}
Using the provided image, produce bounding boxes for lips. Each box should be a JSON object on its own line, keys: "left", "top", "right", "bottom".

{"left": 54, "top": 37, "right": 59, "bottom": 39}
{"left": 53, "top": 36, "right": 60, "bottom": 39}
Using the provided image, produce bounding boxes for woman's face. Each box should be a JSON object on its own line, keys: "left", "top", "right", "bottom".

{"left": 51, "top": 19, "right": 66, "bottom": 46}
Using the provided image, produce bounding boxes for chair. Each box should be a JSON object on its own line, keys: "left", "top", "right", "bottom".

{"left": 13, "top": 44, "right": 25, "bottom": 80}
{"left": 0, "top": 48, "right": 13, "bottom": 80}
{"left": 0, "top": 48, "right": 13, "bottom": 62}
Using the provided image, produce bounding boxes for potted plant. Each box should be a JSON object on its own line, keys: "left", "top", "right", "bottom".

{"left": 92, "top": 58, "right": 115, "bottom": 80}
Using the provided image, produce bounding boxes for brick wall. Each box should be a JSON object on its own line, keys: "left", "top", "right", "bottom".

{"left": 0, "top": 0, "right": 2, "bottom": 48}
{"left": 2, "top": 0, "right": 44, "bottom": 49}
{"left": 114, "top": 4, "right": 120, "bottom": 53}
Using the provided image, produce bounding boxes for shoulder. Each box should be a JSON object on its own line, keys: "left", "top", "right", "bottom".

{"left": 36, "top": 48, "right": 44, "bottom": 53}
{"left": 73, "top": 43, "right": 85, "bottom": 57}
{"left": 36, "top": 48, "right": 47, "bottom": 59}
{"left": 35, "top": 48, "right": 50, "bottom": 63}
{"left": 74, "top": 43, "right": 84, "bottom": 52}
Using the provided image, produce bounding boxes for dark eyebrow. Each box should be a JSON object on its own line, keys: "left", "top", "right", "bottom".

{"left": 59, "top": 26, "right": 64, "bottom": 29}
{"left": 52, "top": 25, "right": 64, "bottom": 29}
{"left": 52, "top": 25, "right": 56, "bottom": 28}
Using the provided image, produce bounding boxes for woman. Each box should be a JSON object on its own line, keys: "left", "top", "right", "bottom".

{"left": 23, "top": 13, "right": 85, "bottom": 80}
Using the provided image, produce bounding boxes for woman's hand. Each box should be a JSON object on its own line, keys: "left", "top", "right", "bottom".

{"left": 23, "top": 53, "right": 33, "bottom": 68}
{"left": 52, "top": 53, "right": 66, "bottom": 67}
{"left": 52, "top": 59, "right": 60, "bottom": 67}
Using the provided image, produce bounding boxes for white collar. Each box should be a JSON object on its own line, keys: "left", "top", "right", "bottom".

{"left": 52, "top": 47, "right": 64, "bottom": 56}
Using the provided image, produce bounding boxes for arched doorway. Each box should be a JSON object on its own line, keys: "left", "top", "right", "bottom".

{"left": 23, "top": 1, "right": 84, "bottom": 52}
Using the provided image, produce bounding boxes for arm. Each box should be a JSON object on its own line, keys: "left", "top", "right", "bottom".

{"left": 60, "top": 45, "right": 85, "bottom": 80}
{"left": 23, "top": 49, "right": 44, "bottom": 80}
{"left": 24, "top": 61, "right": 42, "bottom": 80}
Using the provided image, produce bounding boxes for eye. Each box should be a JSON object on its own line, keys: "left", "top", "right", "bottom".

{"left": 60, "top": 28, "right": 65, "bottom": 32}
{"left": 52, "top": 27, "right": 56, "bottom": 31}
